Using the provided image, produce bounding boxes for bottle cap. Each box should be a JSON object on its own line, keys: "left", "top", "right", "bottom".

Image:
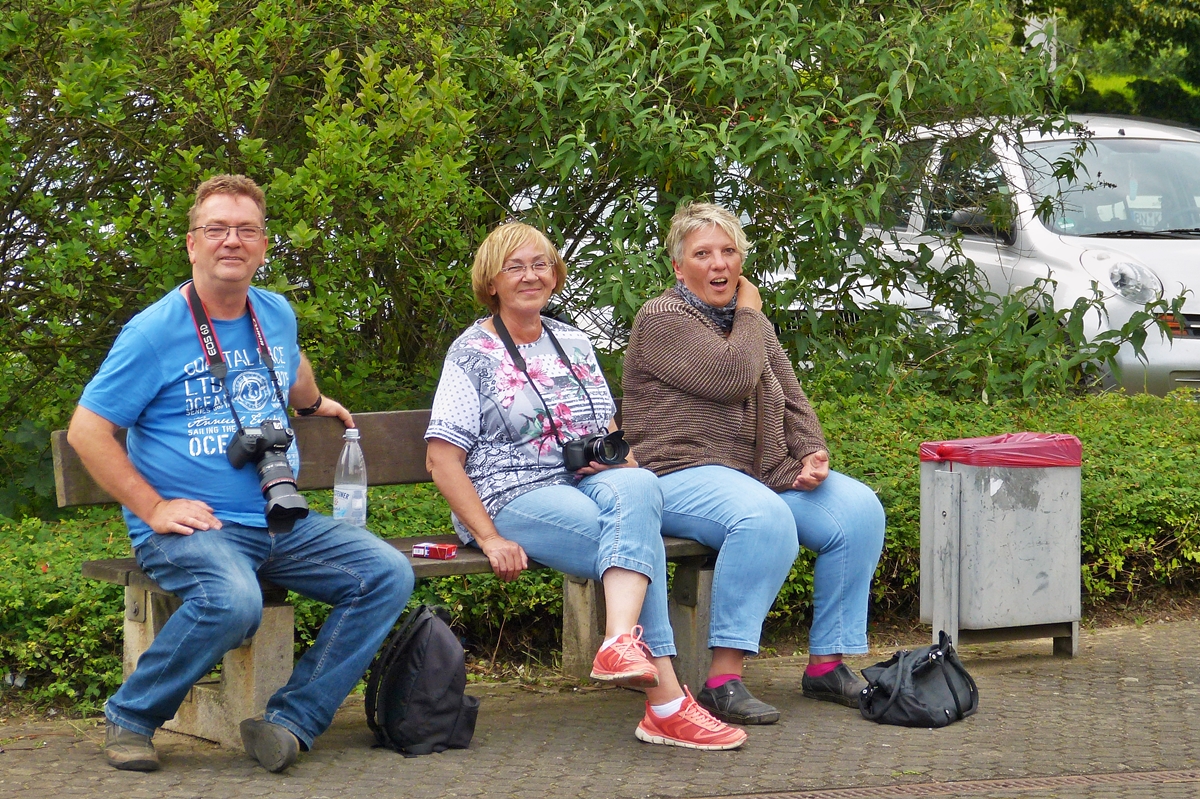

{"left": 344, "top": 428, "right": 361, "bottom": 440}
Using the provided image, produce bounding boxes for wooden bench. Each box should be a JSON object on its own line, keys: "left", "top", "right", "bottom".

{"left": 53, "top": 410, "right": 715, "bottom": 747}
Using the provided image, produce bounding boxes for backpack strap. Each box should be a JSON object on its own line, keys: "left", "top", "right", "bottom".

{"left": 366, "top": 605, "right": 432, "bottom": 744}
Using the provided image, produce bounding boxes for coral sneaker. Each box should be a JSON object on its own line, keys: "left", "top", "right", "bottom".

{"left": 635, "top": 689, "right": 748, "bottom": 750}
{"left": 590, "top": 625, "right": 659, "bottom": 688}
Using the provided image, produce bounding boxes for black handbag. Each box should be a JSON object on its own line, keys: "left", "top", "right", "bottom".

{"left": 859, "top": 631, "right": 979, "bottom": 727}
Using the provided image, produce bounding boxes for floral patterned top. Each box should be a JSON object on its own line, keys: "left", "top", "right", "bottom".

{"left": 425, "top": 317, "right": 616, "bottom": 541}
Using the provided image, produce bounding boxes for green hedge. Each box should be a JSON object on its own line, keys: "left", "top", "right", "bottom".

{"left": 5, "top": 391, "right": 1200, "bottom": 709}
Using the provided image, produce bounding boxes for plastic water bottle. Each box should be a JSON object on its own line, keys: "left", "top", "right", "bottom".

{"left": 333, "top": 428, "right": 367, "bottom": 528}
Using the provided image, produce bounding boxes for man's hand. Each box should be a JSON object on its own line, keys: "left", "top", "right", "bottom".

{"left": 312, "top": 395, "right": 354, "bottom": 428}
{"left": 148, "top": 498, "right": 223, "bottom": 535}
{"left": 477, "top": 535, "right": 528, "bottom": 581}
{"left": 792, "top": 449, "right": 830, "bottom": 491}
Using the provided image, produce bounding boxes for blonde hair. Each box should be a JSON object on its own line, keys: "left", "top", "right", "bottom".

{"left": 666, "top": 202, "right": 750, "bottom": 263}
{"left": 188, "top": 175, "right": 266, "bottom": 227}
{"left": 471, "top": 222, "right": 568, "bottom": 313}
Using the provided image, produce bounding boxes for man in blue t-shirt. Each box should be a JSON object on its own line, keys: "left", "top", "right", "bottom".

{"left": 68, "top": 175, "right": 414, "bottom": 773}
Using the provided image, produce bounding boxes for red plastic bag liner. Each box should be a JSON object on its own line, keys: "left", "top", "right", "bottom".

{"left": 919, "top": 433, "right": 1081, "bottom": 467}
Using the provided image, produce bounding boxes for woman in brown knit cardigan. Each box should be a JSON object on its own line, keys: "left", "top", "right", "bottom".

{"left": 622, "top": 202, "right": 886, "bottom": 726}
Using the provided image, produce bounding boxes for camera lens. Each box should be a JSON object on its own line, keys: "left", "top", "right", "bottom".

{"left": 257, "top": 451, "right": 308, "bottom": 533}
{"left": 590, "top": 430, "right": 630, "bottom": 466}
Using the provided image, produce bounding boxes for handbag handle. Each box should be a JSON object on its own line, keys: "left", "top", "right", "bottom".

{"left": 934, "top": 639, "right": 979, "bottom": 720}
{"left": 859, "top": 650, "right": 913, "bottom": 721}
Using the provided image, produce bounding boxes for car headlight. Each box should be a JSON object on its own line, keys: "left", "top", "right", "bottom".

{"left": 1080, "top": 250, "right": 1162, "bottom": 303}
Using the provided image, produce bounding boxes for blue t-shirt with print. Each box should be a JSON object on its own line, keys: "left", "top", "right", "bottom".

{"left": 79, "top": 285, "right": 301, "bottom": 548}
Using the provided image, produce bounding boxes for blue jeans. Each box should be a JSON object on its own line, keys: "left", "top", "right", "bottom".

{"left": 105, "top": 513, "right": 413, "bottom": 748}
{"left": 658, "top": 465, "right": 885, "bottom": 656}
{"left": 489, "top": 467, "right": 676, "bottom": 657}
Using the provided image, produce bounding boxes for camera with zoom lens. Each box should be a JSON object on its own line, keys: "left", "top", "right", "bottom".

{"left": 562, "top": 430, "right": 631, "bottom": 472}
{"left": 226, "top": 418, "right": 309, "bottom": 533}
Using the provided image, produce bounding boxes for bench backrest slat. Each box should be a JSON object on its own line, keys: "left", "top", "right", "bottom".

{"left": 52, "top": 410, "right": 434, "bottom": 508}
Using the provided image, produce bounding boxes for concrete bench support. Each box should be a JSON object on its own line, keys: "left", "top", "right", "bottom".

{"left": 667, "top": 558, "right": 714, "bottom": 691}
{"left": 562, "top": 576, "right": 605, "bottom": 680}
{"left": 164, "top": 601, "right": 294, "bottom": 747}
{"left": 119, "top": 583, "right": 294, "bottom": 747}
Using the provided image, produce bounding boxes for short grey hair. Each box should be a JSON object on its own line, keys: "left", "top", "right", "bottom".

{"left": 666, "top": 202, "right": 750, "bottom": 263}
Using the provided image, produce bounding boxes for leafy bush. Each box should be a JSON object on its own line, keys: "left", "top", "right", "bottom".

{"left": 2, "top": 0, "right": 1089, "bottom": 514}
{"left": 7, "top": 391, "right": 1200, "bottom": 708}
{"left": 0, "top": 509, "right": 129, "bottom": 710}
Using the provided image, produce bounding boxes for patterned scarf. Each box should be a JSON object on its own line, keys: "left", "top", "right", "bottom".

{"left": 674, "top": 281, "right": 738, "bottom": 333}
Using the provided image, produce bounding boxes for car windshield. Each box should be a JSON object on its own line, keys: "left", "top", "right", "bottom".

{"left": 1024, "top": 137, "right": 1200, "bottom": 236}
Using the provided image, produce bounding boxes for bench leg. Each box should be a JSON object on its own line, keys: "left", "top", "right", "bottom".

{"left": 163, "top": 601, "right": 295, "bottom": 747}
{"left": 668, "top": 559, "right": 713, "bottom": 692}
{"left": 562, "top": 576, "right": 605, "bottom": 681}
{"left": 123, "top": 587, "right": 181, "bottom": 679}
{"left": 122, "top": 587, "right": 295, "bottom": 747}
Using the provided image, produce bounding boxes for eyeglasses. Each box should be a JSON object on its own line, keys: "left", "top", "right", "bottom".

{"left": 191, "top": 224, "right": 267, "bottom": 242}
{"left": 499, "top": 260, "right": 552, "bottom": 276}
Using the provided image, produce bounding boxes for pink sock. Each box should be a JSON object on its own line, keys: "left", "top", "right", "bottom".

{"left": 704, "top": 673, "right": 740, "bottom": 689}
{"left": 805, "top": 659, "right": 842, "bottom": 678}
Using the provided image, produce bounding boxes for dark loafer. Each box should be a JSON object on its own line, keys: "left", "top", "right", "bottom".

{"left": 801, "top": 662, "right": 868, "bottom": 708}
{"left": 240, "top": 718, "right": 300, "bottom": 773}
{"left": 104, "top": 720, "right": 160, "bottom": 771}
{"left": 696, "top": 678, "right": 780, "bottom": 725}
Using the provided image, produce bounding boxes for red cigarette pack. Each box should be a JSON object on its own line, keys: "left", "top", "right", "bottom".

{"left": 411, "top": 542, "right": 458, "bottom": 560}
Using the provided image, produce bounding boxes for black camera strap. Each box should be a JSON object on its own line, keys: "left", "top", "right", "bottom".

{"left": 491, "top": 314, "right": 600, "bottom": 446}
{"left": 185, "top": 281, "right": 289, "bottom": 432}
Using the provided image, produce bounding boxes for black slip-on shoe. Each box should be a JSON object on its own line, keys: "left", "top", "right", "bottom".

{"left": 104, "top": 721, "right": 160, "bottom": 771}
{"left": 801, "top": 662, "right": 867, "bottom": 708}
{"left": 239, "top": 718, "right": 300, "bottom": 773}
{"left": 696, "top": 678, "right": 781, "bottom": 725}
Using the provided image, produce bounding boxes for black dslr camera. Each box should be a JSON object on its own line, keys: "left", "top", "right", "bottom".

{"left": 226, "top": 418, "right": 309, "bottom": 533}
{"left": 562, "top": 430, "right": 631, "bottom": 472}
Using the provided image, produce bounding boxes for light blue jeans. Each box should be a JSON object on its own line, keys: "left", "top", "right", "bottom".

{"left": 488, "top": 467, "right": 676, "bottom": 657}
{"left": 658, "top": 465, "right": 885, "bottom": 656}
{"left": 106, "top": 513, "right": 414, "bottom": 748}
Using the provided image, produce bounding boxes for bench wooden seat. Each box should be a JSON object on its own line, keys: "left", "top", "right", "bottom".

{"left": 54, "top": 410, "right": 716, "bottom": 747}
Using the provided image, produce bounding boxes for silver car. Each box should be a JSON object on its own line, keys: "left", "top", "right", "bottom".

{"left": 878, "top": 114, "right": 1200, "bottom": 395}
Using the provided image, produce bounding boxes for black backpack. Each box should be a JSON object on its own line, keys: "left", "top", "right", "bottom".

{"left": 365, "top": 605, "right": 480, "bottom": 755}
{"left": 859, "top": 631, "right": 979, "bottom": 727}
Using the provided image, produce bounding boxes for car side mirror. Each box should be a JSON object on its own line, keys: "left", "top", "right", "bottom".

{"left": 947, "top": 207, "right": 1015, "bottom": 245}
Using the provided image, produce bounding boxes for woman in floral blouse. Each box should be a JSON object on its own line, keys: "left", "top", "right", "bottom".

{"left": 424, "top": 222, "right": 744, "bottom": 751}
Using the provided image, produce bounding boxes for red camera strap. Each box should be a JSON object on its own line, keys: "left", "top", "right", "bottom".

{"left": 185, "top": 282, "right": 289, "bottom": 429}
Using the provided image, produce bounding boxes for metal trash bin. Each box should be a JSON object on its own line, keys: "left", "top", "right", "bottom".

{"left": 919, "top": 433, "right": 1082, "bottom": 657}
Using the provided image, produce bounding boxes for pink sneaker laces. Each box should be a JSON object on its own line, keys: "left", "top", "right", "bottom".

{"left": 676, "top": 696, "right": 726, "bottom": 731}
{"left": 609, "top": 625, "right": 651, "bottom": 660}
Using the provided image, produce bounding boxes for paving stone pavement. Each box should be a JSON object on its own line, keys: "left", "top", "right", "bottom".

{"left": 3, "top": 621, "right": 1200, "bottom": 799}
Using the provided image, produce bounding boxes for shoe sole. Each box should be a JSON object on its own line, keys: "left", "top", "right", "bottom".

{"left": 590, "top": 668, "right": 660, "bottom": 689}
{"left": 239, "top": 720, "right": 299, "bottom": 773}
{"left": 695, "top": 696, "right": 780, "bottom": 725}
{"left": 802, "top": 687, "right": 861, "bottom": 708}
{"left": 634, "top": 726, "right": 746, "bottom": 750}
{"left": 698, "top": 705, "right": 780, "bottom": 725}
{"left": 106, "top": 754, "right": 160, "bottom": 772}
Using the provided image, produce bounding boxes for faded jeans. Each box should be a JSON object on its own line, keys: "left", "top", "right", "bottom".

{"left": 658, "top": 465, "right": 885, "bottom": 656}
{"left": 488, "top": 467, "right": 676, "bottom": 657}
{"left": 105, "top": 513, "right": 413, "bottom": 748}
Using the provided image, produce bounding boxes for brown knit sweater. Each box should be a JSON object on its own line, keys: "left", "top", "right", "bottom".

{"left": 622, "top": 288, "right": 827, "bottom": 490}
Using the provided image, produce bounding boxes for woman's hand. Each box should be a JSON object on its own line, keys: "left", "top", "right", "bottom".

{"left": 575, "top": 419, "right": 640, "bottom": 475}
{"left": 792, "top": 449, "right": 830, "bottom": 491}
{"left": 573, "top": 454, "right": 639, "bottom": 476}
{"left": 476, "top": 534, "right": 528, "bottom": 581}
{"left": 735, "top": 276, "right": 762, "bottom": 312}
